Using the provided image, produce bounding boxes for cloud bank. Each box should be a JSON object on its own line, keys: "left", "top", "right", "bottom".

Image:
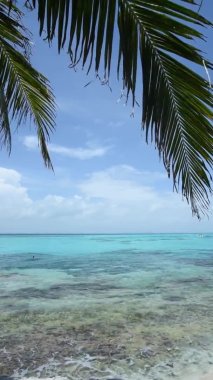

{"left": 0, "top": 166, "right": 211, "bottom": 233}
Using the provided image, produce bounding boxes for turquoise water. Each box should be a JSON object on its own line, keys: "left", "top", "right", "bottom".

{"left": 0, "top": 234, "right": 212, "bottom": 380}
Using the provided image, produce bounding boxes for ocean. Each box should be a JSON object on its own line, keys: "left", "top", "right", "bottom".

{"left": 0, "top": 233, "right": 212, "bottom": 380}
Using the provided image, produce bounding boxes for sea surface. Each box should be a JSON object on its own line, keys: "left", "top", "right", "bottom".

{"left": 0, "top": 233, "right": 212, "bottom": 380}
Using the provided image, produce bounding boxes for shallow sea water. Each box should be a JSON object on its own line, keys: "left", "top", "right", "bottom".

{"left": 0, "top": 234, "right": 212, "bottom": 380}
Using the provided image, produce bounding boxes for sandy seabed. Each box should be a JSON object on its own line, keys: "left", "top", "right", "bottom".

{"left": 1, "top": 234, "right": 212, "bottom": 380}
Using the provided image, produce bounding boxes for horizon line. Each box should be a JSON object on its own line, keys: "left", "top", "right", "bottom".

{"left": 0, "top": 232, "right": 212, "bottom": 235}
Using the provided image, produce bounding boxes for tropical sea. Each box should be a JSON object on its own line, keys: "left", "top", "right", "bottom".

{"left": 0, "top": 233, "right": 212, "bottom": 380}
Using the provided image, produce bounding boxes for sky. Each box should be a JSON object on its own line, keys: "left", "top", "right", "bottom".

{"left": 0, "top": 1, "right": 213, "bottom": 233}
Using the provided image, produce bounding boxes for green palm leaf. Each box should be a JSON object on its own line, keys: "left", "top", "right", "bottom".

{"left": 0, "top": 0, "right": 56, "bottom": 168}
{"left": 30, "top": 0, "right": 213, "bottom": 218}
{"left": 0, "top": 87, "right": 11, "bottom": 152}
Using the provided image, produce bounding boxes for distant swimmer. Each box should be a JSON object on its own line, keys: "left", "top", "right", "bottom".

{"left": 33, "top": 255, "right": 35, "bottom": 260}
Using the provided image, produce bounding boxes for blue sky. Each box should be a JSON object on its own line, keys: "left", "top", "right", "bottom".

{"left": 0, "top": 1, "right": 212, "bottom": 233}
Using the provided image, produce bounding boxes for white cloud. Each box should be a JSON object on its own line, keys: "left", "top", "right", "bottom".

{"left": 79, "top": 167, "right": 154, "bottom": 202}
{"left": 23, "top": 135, "right": 110, "bottom": 160}
{"left": 23, "top": 135, "right": 38, "bottom": 149}
{"left": 0, "top": 165, "right": 212, "bottom": 233}
{"left": 0, "top": 167, "right": 21, "bottom": 186}
{"left": 0, "top": 168, "right": 33, "bottom": 220}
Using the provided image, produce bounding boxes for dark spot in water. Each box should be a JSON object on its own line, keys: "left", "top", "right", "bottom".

{"left": 0, "top": 272, "right": 21, "bottom": 279}
{"left": 179, "top": 258, "right": 213, "bottom": 268}
{"left": 163, "top": 295, "right": 185, "bottom": 302}
{"left": 184, "top": 303, "right": 212, "bottom": 314}
{"left": 135, "top": 291, "right": 159, "bottom": 297}
{"left": 0, "top": 303, "right": 30, "bottom": 313}
{"left": 10, "top": 282, "right": 123, "bottom": 300}
{"left": 193, "top": 259, "right": 213, "bottom": 267}
{"left": 0, "top": 274, "right": 12, "bottom": 278}
{"left": 0, "top": 294, "right": 10, "bottom": 299}
{"left": 173, "top": 277, "right": 210, "bottom": 286}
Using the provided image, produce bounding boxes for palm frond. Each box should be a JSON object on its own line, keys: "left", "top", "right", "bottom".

{"left": 0, "top": 0, "right": 56, "bottom": 168}
{"left": 30, "top": 0, "right": 213, "bottom": 218}
{"left": 0, "top": 87, "right": 11, "bottom": 152}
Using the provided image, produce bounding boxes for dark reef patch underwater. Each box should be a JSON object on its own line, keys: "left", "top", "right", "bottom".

{"left": 0, "top": 234, "right": 212, "bottom": 379}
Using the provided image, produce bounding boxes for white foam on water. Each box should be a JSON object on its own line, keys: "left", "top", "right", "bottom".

{"left": 20, "top": 378, "right": 68, "bottom": 380}
{"left": 9, "top": 337, "right": 213, "bottom": 380}
{"left": 11, "top": 348, "right": 213, "bottom": 380}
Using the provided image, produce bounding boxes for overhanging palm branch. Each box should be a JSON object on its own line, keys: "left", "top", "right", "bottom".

{"left": 0, "top": 0, "right": 56, "bottom": 168}
{"left": 30, "top": 0, "right": 213, "bottom": 218}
